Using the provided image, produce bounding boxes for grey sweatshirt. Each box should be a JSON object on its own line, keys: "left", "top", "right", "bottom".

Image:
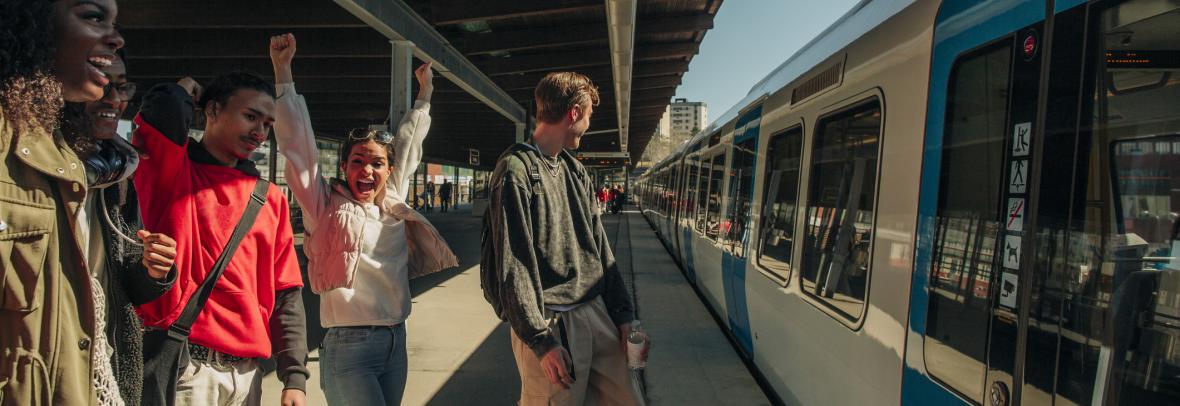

{"left": 487, "top": 144, "right": 635, "bottom": 357}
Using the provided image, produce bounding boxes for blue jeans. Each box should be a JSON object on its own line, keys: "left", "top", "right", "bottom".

{"left": 320, "top": 325, "right": 408, "bottom": 406}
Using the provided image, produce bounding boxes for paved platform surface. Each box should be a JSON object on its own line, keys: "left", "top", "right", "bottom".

{"left": 261, "top": 206, "right": 768, "bottom": 405}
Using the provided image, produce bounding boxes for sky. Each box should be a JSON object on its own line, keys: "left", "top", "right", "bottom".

{"left": 674, "top": 0, "right": 862, "bottom": 123}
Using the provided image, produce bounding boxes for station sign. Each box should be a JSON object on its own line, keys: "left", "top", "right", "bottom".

{"left": 469, "top": 148, "right": 480, "bottom": 166}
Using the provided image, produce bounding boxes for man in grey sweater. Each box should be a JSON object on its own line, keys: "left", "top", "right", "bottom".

{"left": 486, "top": 72, "right": 645, "bottom": 405}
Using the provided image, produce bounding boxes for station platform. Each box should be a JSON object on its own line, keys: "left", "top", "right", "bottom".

{"left": 263, "top": 206, "right": 769, "bottom": 405}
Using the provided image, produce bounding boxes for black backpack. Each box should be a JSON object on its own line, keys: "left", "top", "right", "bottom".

{"left": 481, "top": 143, "right": 542, "bottom": 320}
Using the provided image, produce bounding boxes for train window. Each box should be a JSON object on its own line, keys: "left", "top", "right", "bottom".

{"left": 683, "top": 155, "right": 700, "bottom": 229}
{"left": 757, "top": 126, "right": 804, "bottom": 282}
{"left": 723, "top": 138, "right": 758, "bottom": 255}
{"left": 670, "top": 165, "right": 681, "bottom": 217}
{"left": 705, "top": 154, "right": 727, "bottom": 240}
{"left": 660, "top": 172, "right": 669, "bottom": 215}
{"left": 923, "top": 43, "right": 1012, "bottom": 403}
{"left": 800, "top": 99, "right": 882, "bottom": 321}
{"left": 695, "top": 158, "right": 711, "bottom": 233}
{"left": 708, "top": 131, "right": 722, "bottom": 147}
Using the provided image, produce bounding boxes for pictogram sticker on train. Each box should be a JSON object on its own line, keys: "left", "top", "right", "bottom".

{"left": 1013, "top": 122, "right": 1031, "bottom": 157}
{"left": 999, "top": 272, "right": 1020, "bottom": 309}
{"left": 1003, "top": 234, "right": 1022, "bottom": 270}
{"left": 1007, "top": 198, "right": 1025, "bottom": 232}
{"left": 1010, "top": 159, "right": 1027, "bottom": 194}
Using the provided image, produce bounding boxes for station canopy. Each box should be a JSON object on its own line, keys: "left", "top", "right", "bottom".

{"left": 119, "top": 0, "right": 721, "bottom": 169}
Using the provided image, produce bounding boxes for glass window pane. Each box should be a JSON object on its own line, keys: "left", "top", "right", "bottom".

{"left": 800, "top": 99, "right": 882, "bottom": 320}
{"left": 705, "top": 154, "right": 727, "bottom": 240}
{"left": 683, "top": 155, "right": 700, "bottom": 228}
{"left": 696, "top": 158, "right": 711, "bottom": 232}
{"left": 922, "top": 43, "right": 1012, "bottom": 403}
{"left": 757, "top": 127, "right": 804, "bottom": 280}
{"left": 723, "top": 138, "right": 758, "bottom": 255}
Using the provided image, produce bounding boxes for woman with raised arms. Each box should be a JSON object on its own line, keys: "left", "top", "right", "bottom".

{"left": 269, "top": 33, "right": 458, "bottom": 405}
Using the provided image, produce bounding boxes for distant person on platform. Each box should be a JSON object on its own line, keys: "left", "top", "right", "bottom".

{"left": 424, "top": 180, "right": 436, "bottom": 212}
{"left": 439, "top": 179, "right": 453, "bottom": 212}
{"left": 618, "top": 185, "right": 627, "bottom": 213}
{"left": 597, "top": 185, "right": 610, "bottom": 213}
{"left": 485, "top": 72, "right": 647, "bottom": 406}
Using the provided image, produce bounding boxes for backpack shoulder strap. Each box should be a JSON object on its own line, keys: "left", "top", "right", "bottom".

{"left": 497, "top": 142, "right": 542, "bottom": 189}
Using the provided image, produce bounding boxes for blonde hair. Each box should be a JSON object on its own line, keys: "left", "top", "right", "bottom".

{"left": 534, "top": 72, "right": 599, "bottom": 124}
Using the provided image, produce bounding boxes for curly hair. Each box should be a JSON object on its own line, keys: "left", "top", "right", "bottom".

{"left": 0, "top": 0, "right": 62, "bottom": 135}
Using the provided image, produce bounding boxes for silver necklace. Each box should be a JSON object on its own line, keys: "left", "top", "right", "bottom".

{"left": 540, "top": 154, "right": 562, "bottom": 177}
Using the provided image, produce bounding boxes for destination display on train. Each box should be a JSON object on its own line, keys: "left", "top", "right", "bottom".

{"left": 1106, "top": 50, "right": 1180, "bottom": 68}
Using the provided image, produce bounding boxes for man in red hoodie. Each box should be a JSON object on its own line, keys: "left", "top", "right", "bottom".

{"left": 133, "top": 73, "right": 308, "bottom": 406}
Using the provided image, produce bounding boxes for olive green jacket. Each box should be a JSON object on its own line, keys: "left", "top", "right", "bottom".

{"left": 0, "top": 110, "right": 97, "bottom": 405}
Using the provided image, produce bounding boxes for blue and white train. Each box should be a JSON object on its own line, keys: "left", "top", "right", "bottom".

{"left": 634, "top": 0, "right": 1180, "bottom": 404}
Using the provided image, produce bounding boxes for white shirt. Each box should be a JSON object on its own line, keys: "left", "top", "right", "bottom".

{"left": 319, "top": 203, "right": 412, "bottom": 327}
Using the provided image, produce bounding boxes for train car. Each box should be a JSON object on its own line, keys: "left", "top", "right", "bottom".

{"left": 634, "top": 0, "right": 1180, "bottom": 404}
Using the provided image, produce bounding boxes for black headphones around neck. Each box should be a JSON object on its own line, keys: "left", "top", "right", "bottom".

{"left": 84, "top": 140, "right": 129, "bottom": 187}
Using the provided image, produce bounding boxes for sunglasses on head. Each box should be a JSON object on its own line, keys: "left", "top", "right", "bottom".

{"left": 347, "top": 128, "right": 394, "bottom": 144}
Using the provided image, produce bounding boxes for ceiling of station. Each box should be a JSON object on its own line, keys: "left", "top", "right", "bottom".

{"left": 119, "top": 0, "right": 721, "bottom": 169}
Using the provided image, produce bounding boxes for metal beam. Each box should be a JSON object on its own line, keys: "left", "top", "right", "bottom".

{"left": 390, "top": 41, "right": 413, "bottom": 124}
{"left": 490, "top": 60, "right": 687, "bottom": 91}
{"left": 637, "top": 14, "right": 716, "bottom": 37}
{"left": 118, "top": 0, "right": 364, "bottom": 29}
{"left": 636, "top": 42, "right": 701, "bottom": 60}
{"left": 606, "top": 0, "right": 637, "bottom": 152}
{"left": 479, "top": 43, "right": 697, "bottom": 76}
{"left": 460, "top": 24, "right": 607, "bottom": 56}
{"left": 458, "top": 14, "right": 714, "bottom": 56}
{"left": 481, "top": 49, "right": 612, "bottom": 76}
{"left": 430, "top": 0, "right": 602, "bottom": 26}
{"left": 632, "top": 75, "right": 681, "bottom": 91}
{"left": 120, "top": 27, "right": 388, "bottom": 59}
{"left": 127, "top": 57, "right": 395, "bottom": 79}
{"left": 334, "top": 0, "right": 526, "bottom": 124}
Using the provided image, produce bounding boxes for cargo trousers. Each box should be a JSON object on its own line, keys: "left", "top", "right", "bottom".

{"left": 510, "top": 297, "right": 644, "bottom": 406}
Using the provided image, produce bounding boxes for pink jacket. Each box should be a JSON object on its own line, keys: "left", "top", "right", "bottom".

{"left": 274, "top": 83, "right": 458, "bottom": 293}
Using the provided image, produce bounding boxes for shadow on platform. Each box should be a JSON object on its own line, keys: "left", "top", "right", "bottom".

{"left": 424, "top": 323, "right": 519, "bottom": 405}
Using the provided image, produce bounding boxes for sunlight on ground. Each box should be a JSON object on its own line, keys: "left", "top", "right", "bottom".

{"left": 403, "top": 264, "right": 505, "bottom": 405}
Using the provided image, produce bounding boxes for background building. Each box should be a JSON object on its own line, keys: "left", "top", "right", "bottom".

{"left": 639, "top": 98, "right": 708, "bottom": 167}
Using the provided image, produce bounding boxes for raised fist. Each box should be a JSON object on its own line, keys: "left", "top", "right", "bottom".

{"left": 270, "top": 33, "right": 297, "bottom": 68}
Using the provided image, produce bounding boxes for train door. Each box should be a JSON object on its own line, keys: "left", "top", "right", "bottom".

{"left": 696, "top": 146, "right": 730, "bottom": 314}
{"left": 721, "top": 106, "right": 763, "bottom": 355}
{"left": 1016, "top": 1, "right": 1180, "bottom": 404}
{"left": 907, "top": 0, "right": 1180, "bottom": 405}
{"left": 904, "top": 0, "right": 1047, "bottom": 404}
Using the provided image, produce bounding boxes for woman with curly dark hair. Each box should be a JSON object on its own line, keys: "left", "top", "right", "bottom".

{"left": 59, "top": 49, "right": 180, "bottom": 406}
{"left": 0, "top": 1, "right": 141, "bottom": 405}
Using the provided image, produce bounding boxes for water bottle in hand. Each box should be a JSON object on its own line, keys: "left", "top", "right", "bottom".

{"left": 627, "top": 320, "right": 648, "bottom": 370}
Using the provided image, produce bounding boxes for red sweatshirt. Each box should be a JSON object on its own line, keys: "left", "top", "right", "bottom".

{"left": 133, "top": 112, "right": 303, "bottom": 359}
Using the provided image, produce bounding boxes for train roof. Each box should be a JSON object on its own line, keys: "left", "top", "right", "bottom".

{"left": 685, "top": 0, "right": 916, "bottom": 147}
